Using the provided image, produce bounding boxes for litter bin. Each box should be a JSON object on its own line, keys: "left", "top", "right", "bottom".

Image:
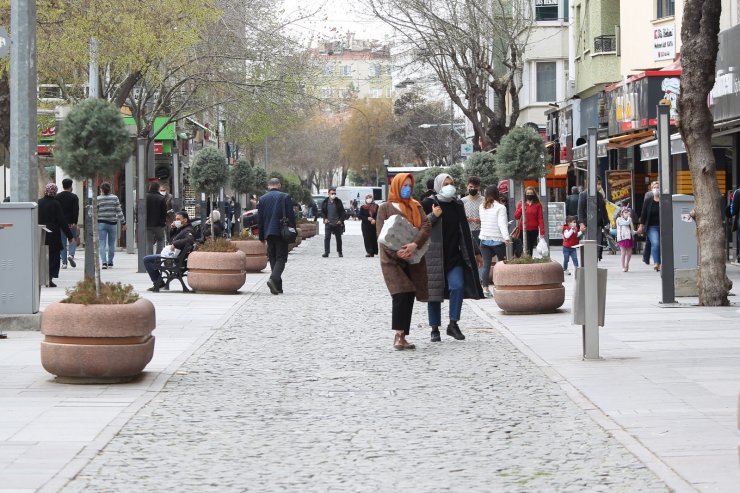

{"left": 572, "top": 267, "right": 608, "bottom": 327}
{"left": 0, "top": 203, "right": 41, "bottom": 314}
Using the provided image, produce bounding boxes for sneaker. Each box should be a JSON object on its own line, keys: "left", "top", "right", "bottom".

{"left": 68, "top": 256, "right": 76, "bottom": 268}
{"left": 102, "top": 263, "right": 107, "bottom": 269}
{"left": 107, "top": 262, "right": 113, "bottom": 269}
{"left": 62, "top": 264, "right": 67, "bottom": 269}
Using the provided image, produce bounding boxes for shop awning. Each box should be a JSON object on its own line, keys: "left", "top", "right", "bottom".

{"left": 553, "top": 163, "right": 570, "bottom": 177}
{"left": 607, "top": 129, "right": 655, "bottom": 149}
{"left": 639, "top": 133, "right": 686, "bottom": 161}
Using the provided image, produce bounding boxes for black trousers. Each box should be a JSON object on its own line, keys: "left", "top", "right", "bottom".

{"left": 391, "top": 292, "right": 416, "bottom": 335}
{"left": 361, "top": 221, "right": 378, "bottom": 255}
{"left": 525, "top": 229, "right": 539, "bottom": 256}
{"left": 266, "top": 235, "right": 289, "bottom": 289}
{"left": 324, "top": 223, "right": 343, "bottom": 254}
{"left": 49, "top": 246, "right": 62, "bottom": 280}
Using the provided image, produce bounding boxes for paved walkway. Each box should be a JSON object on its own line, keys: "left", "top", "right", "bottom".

{"left": 0, "top": 221, "right": 738, "bottom": 492}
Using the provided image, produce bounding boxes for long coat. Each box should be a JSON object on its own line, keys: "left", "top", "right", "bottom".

{"left": 422, "top": 196, "right": 484, "bottom": 302}
{"left": 38, "top": 196, "right": 73, "bottom": 252}
{"left": 376, "top": 202, "right": 431, "bottom": 300}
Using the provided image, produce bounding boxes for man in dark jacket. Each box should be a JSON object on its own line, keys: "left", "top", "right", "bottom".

{"left": 38, "top": 183, "right": 74, "bottom": 287}
{"left": 146, "top": 182, "right": 168, "bottom": 255}
{"left": 55, "top": 178, "right": 79, "bottom": 269}
{"left": 143, "top": 211, "right": 195, "bottom": 292}
{"left": 577, "top": 176, "right": 610, "bottom": 260}
{"left": 321, "top": 187, "right": 345, "bottom": 257}
{"left": 257, "top": 177, "right": 295, "bottom": 295}
{"left": 565, "top": 186, "right": 580, "bottom": 218}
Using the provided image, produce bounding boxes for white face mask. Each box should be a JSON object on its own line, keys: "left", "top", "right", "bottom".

{"left": 365, "top": 198, "right": 373, "bottom": 204}
{"left": 439, "top": 184, "right": 456, "bottom": 199}
{"left": 173, "top": 220, "right": 182, "bottom": 228}
{"left": 160, "top": 191, "right": 166, "bottom": 196}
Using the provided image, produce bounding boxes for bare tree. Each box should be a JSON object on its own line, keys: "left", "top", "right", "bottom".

{"left": 677, "top": 0, "right": 732, "bottom": 305}
{"left": 366, "top": 0, "right": 533, "bottom": 149}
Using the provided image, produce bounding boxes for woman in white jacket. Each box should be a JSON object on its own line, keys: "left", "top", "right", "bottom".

{"left": 478, "top": 186, "right": 511, "bottom": 298}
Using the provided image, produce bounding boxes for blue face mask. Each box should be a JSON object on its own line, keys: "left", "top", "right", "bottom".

{"left": 400, "top": 185, "right": 412, "bottom": 199}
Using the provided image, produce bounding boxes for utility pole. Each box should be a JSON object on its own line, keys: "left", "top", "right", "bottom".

{"left": 83, "top": 38, "right": 99, "bottom": 278}
{"left": 9, "top": 0, "right": 38, "bottom": 202}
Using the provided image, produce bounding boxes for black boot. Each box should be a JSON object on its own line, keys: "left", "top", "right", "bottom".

{"left": 446, "top": 321, "right": 465, "bottom": 340}
{"left": 430, "top": 326, "right": 441, "bottom": 342}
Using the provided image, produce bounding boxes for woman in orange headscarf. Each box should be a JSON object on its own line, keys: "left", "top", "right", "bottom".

{"left": 376, "top": 173, "right": 431, "bottom": 350}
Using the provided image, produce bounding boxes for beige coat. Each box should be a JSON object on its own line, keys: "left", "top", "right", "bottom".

{"left": 376, "top": 202, "right": 431, "bottom": 300}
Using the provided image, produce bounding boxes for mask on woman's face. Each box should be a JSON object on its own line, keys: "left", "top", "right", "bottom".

{"left": 173, "top": 220, "right": 182, "bottom": 229}
{"left": 400, "top": 185, "right": 412, "bottom": 199}
{"left": 365, "top": 198, "right": 373, "bottom": 204}
{"left": 439, "top": 184, "right": 456, "bottom": 199}
{"left": 526, "top": 194, "right": 535, "bottom": 201}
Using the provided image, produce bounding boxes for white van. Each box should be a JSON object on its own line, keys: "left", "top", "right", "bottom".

{"left": 335, "top": 186, "right": 385, "bottom": 207}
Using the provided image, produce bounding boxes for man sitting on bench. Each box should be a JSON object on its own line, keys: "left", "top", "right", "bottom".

{"left": 144, "top": 210, "right": 195, "bottom": 292}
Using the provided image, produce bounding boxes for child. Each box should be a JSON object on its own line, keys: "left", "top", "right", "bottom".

{"left": 562, "top": 215, "right": 581, "bottom": 275}
{"left": 616, "top": 207, "right": 635, "bottom": 272}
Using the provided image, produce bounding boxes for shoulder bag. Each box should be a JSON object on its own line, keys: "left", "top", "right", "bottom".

{"left": 280, "top": 193, "right": 298, "bottom": 243}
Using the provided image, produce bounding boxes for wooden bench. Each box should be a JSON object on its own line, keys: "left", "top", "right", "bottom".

{"left": 157, "top": 244, "right": 193, "bottom": 293}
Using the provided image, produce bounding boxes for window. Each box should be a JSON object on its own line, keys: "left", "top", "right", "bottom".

{"left": 657, "top": 0, "right": 675, "bottom": 18}
{"left": 536, "top": 62, "right": 557, "bottom": 103}
{"left": 370, "top": 88, "right": 382, "bottom": 98}
{"left": 323, "top": 63, "right": 334, "bottom": 76}
{"left": 320, "top": 87, "right": 333, "bottom": 99}
{"left": 535, "top": 0, "right": 559, "bottom": 21}
{"left": 369, "top": 64, "right": 381, "bottom": 77}
{"left": 339, "top": 65, "right": 352, "bottom": 76}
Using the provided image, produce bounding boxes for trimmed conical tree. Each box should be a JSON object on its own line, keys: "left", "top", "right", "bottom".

{"left": 189, "top": 147, "right": 228, "bottom": 239}
{"left": 494, "top": 127, "right": 547, "bottom": 255}
{"left": 55, "top": 99, "right": 133, "bottom": 298}
{"left": 464, "top": 152, "right": 498, "bottom": 189}
{"left": 229, "top": 159, "right": 254, "bottom": 234}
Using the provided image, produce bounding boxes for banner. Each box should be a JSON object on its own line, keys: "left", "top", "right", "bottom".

{"left": 605, "top": 170, "right": 633, "bottom": 204}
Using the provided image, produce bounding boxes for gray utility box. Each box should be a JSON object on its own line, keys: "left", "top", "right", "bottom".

{"left": 0, "top": 203, "right": 41, "bottom": 314}
{"left": 671, "top": 194, "right": 698, "bottom": 269}
{"left": 573, "top": 267, "right": 608, "bottom": 327}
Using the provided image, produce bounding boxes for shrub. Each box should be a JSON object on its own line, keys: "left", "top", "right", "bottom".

{"left": 505, "top": 255, "right": 552, "bottom": 265}
{"left": 189, "top": 147, "right": 229, "bottom": 195}
{"left": 62, "top": 278, "right": 139, "bottom": 305}
{"left": 197, "top": 237, "right": 238, "bottom": 252}
{"left": 464, "top": 152, "right": 498, "bottom": 189}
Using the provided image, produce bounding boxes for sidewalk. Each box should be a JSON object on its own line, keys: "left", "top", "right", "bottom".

{"left": 0, "top": 222, "right": 738, "bottom": 491}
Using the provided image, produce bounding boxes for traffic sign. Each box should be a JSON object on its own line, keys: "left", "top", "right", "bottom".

{"left": 461, "top": 143, "right": 473, "bottom": 156}
{"left": 0, "top": 27, "right": 8, "bottom": 59}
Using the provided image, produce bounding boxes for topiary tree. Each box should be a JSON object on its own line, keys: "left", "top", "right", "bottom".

{"left": 414, "top": 164, "right": 466, "bottom": 198}
{"left": 494, "top": 126, "right": 547, "bottom": 256}
{"left": 230, "top": 159, "right": 254, "bottom": 234}
{"left": 189, "top": 147, "right": 228, "bottom": 239}
{"left": 55, "top": 98, "right": 133, "bottom": 298}
{"left": 464, "top": 152, "right": 498, "bottom": 190}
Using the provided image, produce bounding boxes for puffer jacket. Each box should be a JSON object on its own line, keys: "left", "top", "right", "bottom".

{"left": 422, "top": 196, "right": 484, "bottom": 302}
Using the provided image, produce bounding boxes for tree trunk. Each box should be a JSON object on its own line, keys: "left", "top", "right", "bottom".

{"left": 677, "top": 0, "right": 731, "bottom": 305}
{"left": 520, "top": 182, "right": 528, "bottom": 255}
{"left": 0, "top": 71, "right": 10, "bottom": 155}
{"left": 91, "top": 185, "right": 102, "bottom": 298}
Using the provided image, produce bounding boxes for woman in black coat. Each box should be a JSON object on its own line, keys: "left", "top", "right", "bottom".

{"left": 38, "top": 183, "right": 73, "bottom": 287}
{"left": 358, "top": 194, "right": 379, "bottom": 257}
{"left": 421, "top": 173, "right": 483, "bottom": 342}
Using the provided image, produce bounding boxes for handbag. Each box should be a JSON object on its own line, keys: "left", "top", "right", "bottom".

{"left": 280, "top": 193, "right": 298, "bottom": 243}
{"left": 510, "top": 220, "right": 522, "bottom": 240}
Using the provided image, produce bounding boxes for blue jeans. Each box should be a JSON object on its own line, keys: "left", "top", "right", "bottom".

{"left": 647, "top": 225, "right": 661, "bottom": 264}
{"left": 98, "top": 223, "right": 117, "bottom": 264}
{"left": 428, "top": 265, "right": 464, "bottom": 326}
{"left": 143, "top": 254, "right": 162, "bottom": 282}
{"left": 479, "top": 242, "right": 506, "bottom": 288}
{"left": 562, "top": 246, "right": 578, "bottom": 271}
{"left": 60, "top": 225, "right": 78, "bottom": 264}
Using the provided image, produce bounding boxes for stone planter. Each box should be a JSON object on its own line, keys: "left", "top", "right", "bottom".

{"left": 492, "top": 260, "right": 565, "bottom": 314}
{"left": 298, "top": 223, "right": 317, "bottom": 239}
{"left": 187, "top": 250, "right": 246, "bottom": 293}
{"left": 231, "top": 240, "right": 268, "bottom": 273}
{"left": 40, "top": 298, "right": 156, "bottom": 383}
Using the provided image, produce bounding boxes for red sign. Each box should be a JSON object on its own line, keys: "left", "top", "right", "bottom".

{"left": 154, "top": 141, "right": 163, "bottom": 154}
{"left": 37, "top": 144, "right": 53, "bottom": 156}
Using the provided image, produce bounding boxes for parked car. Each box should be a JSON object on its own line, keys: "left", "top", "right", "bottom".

{"left": 312, "top": 195, "right": 328, "bottom": 219}
{"left": 242, "top": 209, "right": 259, "bottom": 236}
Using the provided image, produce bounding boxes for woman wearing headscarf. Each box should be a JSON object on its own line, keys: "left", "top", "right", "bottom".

{"left": 37, "top": 183, "right": 74, "bottom": 287}
{"left": 421, "top": 173, "right": 483, "bottom": 342}
{"left": 376, "top": 173, "right": 431, "bottom": 350}
{"left": 358, "top": 193, "right": 379, "bottom": 257}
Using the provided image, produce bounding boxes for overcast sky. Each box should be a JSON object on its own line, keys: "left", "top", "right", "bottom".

{"left": 282, "top": 0, "right": 393, "bottom": 45}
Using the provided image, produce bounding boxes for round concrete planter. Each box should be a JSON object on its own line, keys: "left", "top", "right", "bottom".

{"left": 40, "top": 298, "right": 156, "bottom": 383}
{"left": 492, "top": 260, "right": 565, "bottom": 314}
{"left": 231, "top": 240, "right": 268, "bottom": 272}
{"left": 298, "top": 223, "right": 317, "bottom": 239}
{"left": 187, "top": 250, "right": 246, "bottom": 293}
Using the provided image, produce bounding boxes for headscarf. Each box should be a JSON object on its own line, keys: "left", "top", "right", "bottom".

{"left": 44, "top": 183, "right": 58, "bottom": 197}
{"left": 433, "top": 173, "right": 454, "bottom": 202}
{"left": 388, "top": 172, "right": 422, "bottom": 228}
{"left": 360, "top": 193, "right": 377, "bottom": 213}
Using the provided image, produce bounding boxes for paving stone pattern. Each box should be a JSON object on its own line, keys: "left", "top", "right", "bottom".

{"left": 63, "top": 233, "right": 668, "bottom": 492}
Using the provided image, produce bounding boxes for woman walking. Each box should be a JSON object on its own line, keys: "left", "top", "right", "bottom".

{"left": 638, "top": 183, "right": 661, "bottom": 271}
{"left": 478, "top": 186, "right": 510, "bottom": 298}
{"left": 96, "top": 182, "right": 126, "bottom": 269}
{"left": 358, "top": 194, "right": 379, "bottom": 257}
{"left": 376, "top": 173, "right": 431, "bottom": 350}
{"left": 421, "top": 173, "right": 483, "bottom": 342}
{"left": 514, "top": 186, "right": 545, "bottom": 257}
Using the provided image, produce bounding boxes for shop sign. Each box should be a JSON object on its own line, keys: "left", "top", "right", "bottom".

{"left": 653, "top": 25, "right": 676, "bottom": 61}
{"left": 154, "top": 141, "right": 163, "bottom": 154}
{"left": 710, "top": 24, "right": 740, "bottom": 123}
{"left": 535, "top": 0, "right": 558, "bottom": 5}
{"left": 605, "top": 170, "right": 633, "bottom": 204}
{"left": 606, "top": 73, "right": 680, "bottom": 135}
{"left": 572, "top": 140, "right": 607, "bottom": 162}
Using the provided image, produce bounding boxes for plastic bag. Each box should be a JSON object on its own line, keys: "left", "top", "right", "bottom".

{"left": 378, "top": 214, "right": 429, "bottom": 264}
{"left": 533, "top": 237, "right": 549, "bottom": 259}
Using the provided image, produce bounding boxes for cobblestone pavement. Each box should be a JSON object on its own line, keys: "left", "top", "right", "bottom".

{"left": 62, "top": 232, "right": 668, "bottom": 492}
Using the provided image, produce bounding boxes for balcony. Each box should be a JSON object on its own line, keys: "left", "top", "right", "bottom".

{"left": 594, "top": 35, "right": 617, "bottom": 54}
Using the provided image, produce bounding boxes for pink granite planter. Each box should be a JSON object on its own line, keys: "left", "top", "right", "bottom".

{"left": 231, "top": 240, "right": 268, "bottom": 272}
{"left": 187, "top": 250, "right": 246, "bottom": 293}
{"left": 40, "top": 298, "right": 156, "bottom": 383}
{"left": 492, "top": 260, "right": 565, "bottom": 314}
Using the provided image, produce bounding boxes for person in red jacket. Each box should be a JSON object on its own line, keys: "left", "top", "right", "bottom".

{"left": 514, "top": 186, "right": 545, "bottom": 256}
